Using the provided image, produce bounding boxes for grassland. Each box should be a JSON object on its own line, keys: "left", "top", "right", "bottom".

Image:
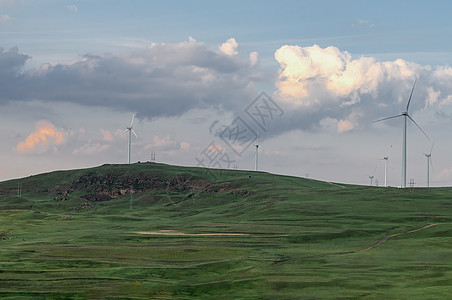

{"left": 0, "top": 163, "right": 451, "bottom": 299}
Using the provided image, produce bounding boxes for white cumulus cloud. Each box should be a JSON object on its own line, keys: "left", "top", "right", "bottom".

{"left": 219, "top": 38, "right": 239, "bottom": 55}
{"left": 274, "top": 44, "right": 417, "bottom": 105}
{"left": 272, "top": 44, "right": 452, "bottom": 133}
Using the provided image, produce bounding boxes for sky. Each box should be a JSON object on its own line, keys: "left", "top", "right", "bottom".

{"left": 1, "top": 0, "right": 452, "bottom": 187}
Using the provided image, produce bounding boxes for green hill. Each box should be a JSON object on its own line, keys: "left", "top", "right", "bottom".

{"left": 0, "top": 163, "right": 451, "bottom": 299}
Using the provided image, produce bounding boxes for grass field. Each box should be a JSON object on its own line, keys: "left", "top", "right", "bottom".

{"left": 0, "top": 163, "right": 451, "bottom": 299}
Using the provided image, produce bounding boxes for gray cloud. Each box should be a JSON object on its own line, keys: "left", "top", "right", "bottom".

{"left": 1, "top": 39, "right": 257, "bottom": 120}
{"left": 0, "top": 47, "right": 29, "bottom": 76}
{"left": 0, "top": 47, "right": 30, "bottom": 101}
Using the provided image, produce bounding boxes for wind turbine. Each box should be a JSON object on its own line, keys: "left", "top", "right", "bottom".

{"left": 125, "top": 113, "right": 139, "bottom": 164}
{"left": 254, "top": 132, "right": 260, "bottom": 171}
{"left": 369, "top": 164, "right": 377, "bottom": 186}
{"left": 373, "top": 79, "right": 430, "bottom": 188}
{"left": 381, "top": 145, "right": 392, "bottom": 187}
{"left": 424, "top": 141, "right": 434, "bottom": 188}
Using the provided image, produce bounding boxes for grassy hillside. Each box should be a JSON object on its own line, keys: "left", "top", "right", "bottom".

{"left": 0, "top": 162, "right": 451, "bottom": 299}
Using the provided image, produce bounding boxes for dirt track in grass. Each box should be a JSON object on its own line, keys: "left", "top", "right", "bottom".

{"left": 273, "top": 223, "right": 440, "bottom": 267}
{"left": 135, "top": 230, "right": 249, "bottom": 236}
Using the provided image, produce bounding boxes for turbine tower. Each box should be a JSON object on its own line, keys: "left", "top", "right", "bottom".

{"left": 125, "top": 113, "right": 139, "bottom": 164}
{"left": 382, "top": 145, "right": 392, "bottom": 187}
{"left": 369, "top": 164, "right": 377, "bottom": 186}
{"left": 374, "top": 79, "right": 430, "bottom": 188}
{"left": 254, "top": 132, "right": 260, "bottom": 171}
{"left": 424, "top": 142, "right": 434, "bottom": 188}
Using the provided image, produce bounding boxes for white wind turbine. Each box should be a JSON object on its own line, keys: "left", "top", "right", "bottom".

{"left": 254, "top": 132, "right": 262, "bottom": 172}
{"left": 424, "top": 141, "right": 434, "bottom": 188}
{"left": 374, "top": 79, "right": 430, "bottom": 188}
{"left": 381, "top": 145, "right": 392, "bottom": 187}
{"left": 369, "top": 164, "right": 377, "bottom": 186}
{"left": 125, "top": 113, "right": 139, "bottom": 164}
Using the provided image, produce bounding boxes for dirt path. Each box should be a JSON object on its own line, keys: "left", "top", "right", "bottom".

{"left": 357, "top": 223, "right": 439, "bottom": 253}
{"left": 273, "top": 223, "right": 440, "bottom": 267}
{"left": 326, "top": 182, "right": 347, "bottom": 189}
{"left": 135, "top": 230, "right": 249, "bottom": 236}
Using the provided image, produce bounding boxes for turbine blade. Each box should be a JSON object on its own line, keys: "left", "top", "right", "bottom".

{"left": 386, "top": 144, "right": 392, "bottom": 158}
{"left": 372, "top": 114, "right": 403, "bottom": 123}
{"left": 407, "top": 114, "right": 430, "bottom": 141}
{"left": 130, "top": 113, "right": 136, "bottom": 127}
{"left": 429, "top": 140, "right": 434, "bottom": 155}
{"left": 430, "top": 157, "right": 435, "bottom": 173}
{"left": 132, "top": 129, "right": 139, "bottom": 139}
{"left": 406, "top": 78, "right": 417, "bottom": 112}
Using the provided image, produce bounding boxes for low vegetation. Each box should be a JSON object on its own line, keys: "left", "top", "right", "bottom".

{"left": 0, "top": 163, "right": 451, "bottom": 299}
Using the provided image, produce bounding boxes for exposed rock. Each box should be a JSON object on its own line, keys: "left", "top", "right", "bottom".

{"left": 52, "top": 170, "right": 251, "bottom": 208}
{"left": 80, "top": 193, "right": 113, "bottom": 202}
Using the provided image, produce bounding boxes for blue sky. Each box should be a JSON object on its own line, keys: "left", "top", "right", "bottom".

{"left": 1, "top": 0, "right": 452, "bottom": 187}
{"left": 5, "top": 0, "right": 452, "bottom": 65}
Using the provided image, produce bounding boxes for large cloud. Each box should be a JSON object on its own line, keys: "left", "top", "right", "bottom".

{"left": 2, "top": 38, "right": 258, "bottom": 120}
{"left": 275, "top": 44, "right": 416, "bottom": 105}
{"left": 273, "top": 44, "right": 452, "bottom": 133}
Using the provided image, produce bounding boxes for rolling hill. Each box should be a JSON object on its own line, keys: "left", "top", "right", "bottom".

{"left": 0, "top": 162, "right": 451, "bottom": 299}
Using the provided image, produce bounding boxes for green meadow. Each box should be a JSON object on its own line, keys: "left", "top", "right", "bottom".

{"left": 0, "top": 163, "right": 451, "bottom": 299}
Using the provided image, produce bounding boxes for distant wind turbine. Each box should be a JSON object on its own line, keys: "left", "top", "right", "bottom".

{"left": 373, "top": 79, "right": 430, "bottom": 188}
{"left": 381, "top": 145, "right": 392, "bottom": 187}
{"left": 125, "top": 113, "right": 139, "bottom": 164}
{"left": 424, "top": 141, "right": 434, "bottom": 188}
{"left": 369, "top": 164, "right": 377, "bottom": 186}
{"left": 254, "top": 132, "right": 261, "bottom": 171}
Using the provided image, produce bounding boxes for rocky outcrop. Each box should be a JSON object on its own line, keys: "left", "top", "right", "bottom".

{"left": 53, "top": 171, "right": 249, "bottom": 206}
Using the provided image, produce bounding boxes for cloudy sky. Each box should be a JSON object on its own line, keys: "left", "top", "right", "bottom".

{"left": 1, "top": 0, "right": 452, "bottom": 187}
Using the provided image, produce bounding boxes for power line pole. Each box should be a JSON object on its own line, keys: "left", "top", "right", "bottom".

{"left": 17, "top": 182, "right": 22, "bottom": 198}
{"left": 409, "top": 178, "right": 415, "bottom": 192}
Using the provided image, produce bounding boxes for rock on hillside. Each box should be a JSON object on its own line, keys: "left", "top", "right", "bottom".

{"left": 53, "top": 170, "right": 249, "bottom": 203}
